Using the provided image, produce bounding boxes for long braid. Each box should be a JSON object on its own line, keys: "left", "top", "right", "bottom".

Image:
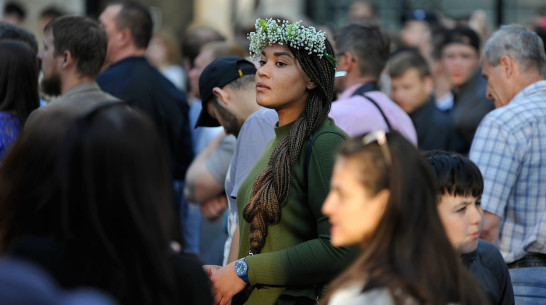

{"left": 243, "top": 39, "right": 335, "bottom": 254}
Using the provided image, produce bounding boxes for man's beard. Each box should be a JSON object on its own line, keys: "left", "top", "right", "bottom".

{"left": 40, "top": 74, "right": 62, "bottom": 96}
{"left": 215, "top": 104, "right": 241, "bottom": 137}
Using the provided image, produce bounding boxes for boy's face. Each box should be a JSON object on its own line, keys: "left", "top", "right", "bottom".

{"left": 390, "top": 68, "right": 433, "bottom": 114}
{"left": 441, "top": 43, "right": 480, "bottom": 87}
{"left": 437, "top": 194, "right": 482, "bottom": 253}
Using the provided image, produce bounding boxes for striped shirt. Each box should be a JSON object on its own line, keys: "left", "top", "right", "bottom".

{"left": 469, "top": 80, "right": 546, "bottom": 263}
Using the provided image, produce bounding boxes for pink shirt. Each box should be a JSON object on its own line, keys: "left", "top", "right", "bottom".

{"left": 329, "top": 83, "right": 418, "bottom": 145}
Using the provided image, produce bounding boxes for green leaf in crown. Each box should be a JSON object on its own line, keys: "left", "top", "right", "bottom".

{"left": 287, "top": 23, "right": 297, "bottom": 39}
{"left": 259, "top": 19, "right": 268, "bottom": 30}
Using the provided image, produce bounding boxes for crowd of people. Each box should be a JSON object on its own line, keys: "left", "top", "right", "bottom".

{"left": 0, "top": 0, "right": 545, "bottom": 304}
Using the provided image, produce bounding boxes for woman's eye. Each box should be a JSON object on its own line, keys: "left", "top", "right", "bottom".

{"left": 275, "top": 61, "right": 286, "bottom": 67}
{"left": 258, "top": 59, "right": 266, "bottom": 67}
{"left": 457, "top": 207, "right": 467, "bottom": 214}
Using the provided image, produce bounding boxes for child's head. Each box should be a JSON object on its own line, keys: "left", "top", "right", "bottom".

{"left": 425, "top": 150, "right": 483, "bottom": 253}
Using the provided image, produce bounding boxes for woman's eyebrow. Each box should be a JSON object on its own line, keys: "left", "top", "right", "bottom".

{"left": 273, "top": 51, "right": 293, "bottom": 59}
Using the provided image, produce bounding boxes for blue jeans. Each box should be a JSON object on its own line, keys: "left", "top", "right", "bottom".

{"left": 509, "top": 267, "right": 546, "bottom": 304}
{"left": 173, "top": 180, "right": 201, "bottom": 255}
{"left": 183, "top": 203, "right": 202, "bottom": 255}
{"left": 198, "top": 209, "right": 229, "bottom": 265}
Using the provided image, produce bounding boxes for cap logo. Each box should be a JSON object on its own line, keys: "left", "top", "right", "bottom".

{"left": 238, "top": 69, "right": 243, "bottom": 77}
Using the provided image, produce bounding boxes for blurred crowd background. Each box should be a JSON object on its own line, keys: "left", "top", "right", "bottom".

{"left": 2, "top": 0, "right": 546, "bottom": 50}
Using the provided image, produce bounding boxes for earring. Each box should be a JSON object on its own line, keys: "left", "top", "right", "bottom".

{"left": 308, "top": 82, "right": 316, "bottom": 89}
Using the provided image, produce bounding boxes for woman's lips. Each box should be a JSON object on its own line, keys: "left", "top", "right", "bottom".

{"left": 256, "top": 81, "right": 270, "bottom": 92}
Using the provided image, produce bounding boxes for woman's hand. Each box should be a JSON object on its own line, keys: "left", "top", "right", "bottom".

{"left": 200, "top": 195, "right": 228, "bottom": 219}
{"left": 203, "top": 265, "right": 221, "bottom": 278}
{"left": 210, "top": 261, "right": 247, "bottom": 305}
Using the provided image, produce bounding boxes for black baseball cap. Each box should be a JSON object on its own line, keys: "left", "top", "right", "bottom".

{"left": 195, "top": 56, "right": 257, "bottom": 128}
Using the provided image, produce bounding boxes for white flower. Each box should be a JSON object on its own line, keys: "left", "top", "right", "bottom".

{"left": 247, "top": 18, "right": 327, "bottom": 59}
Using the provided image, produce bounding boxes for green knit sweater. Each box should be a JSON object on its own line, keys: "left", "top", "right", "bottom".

{"left": 234, "top": 118, "right": 355, "bottom": 305}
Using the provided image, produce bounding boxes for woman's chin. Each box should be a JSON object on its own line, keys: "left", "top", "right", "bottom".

{"left": 256, "top": 98, "right": 276, "bottom": 109}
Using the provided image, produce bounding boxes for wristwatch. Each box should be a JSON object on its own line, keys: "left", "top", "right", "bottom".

{"left": 234, "top": 257, "right": 249, "bottom": 283}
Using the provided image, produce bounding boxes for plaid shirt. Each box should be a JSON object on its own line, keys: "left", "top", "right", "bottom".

{"left": 470, "top": 80, "right": 546, "bottom": 263}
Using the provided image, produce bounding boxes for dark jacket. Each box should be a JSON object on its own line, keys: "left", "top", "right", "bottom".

{"left": 451, "top": 70, "right": 495, "bottom": 154}
{"left": 462, "top": 240, "right": 515, "bottom": 305}
{"left": 97, "top": 57, "right": 193, "bottom": 180}
{"left": 410, "top": 95, "right": 466, "bottom": 153}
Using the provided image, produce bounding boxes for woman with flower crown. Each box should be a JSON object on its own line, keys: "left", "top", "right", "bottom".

{"left": 205, "top": 18, "right": 356, "bottom": 305}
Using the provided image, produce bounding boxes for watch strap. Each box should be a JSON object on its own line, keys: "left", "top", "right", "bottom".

{"left": 235, "top": 258, "right": 249, "bottom": 283}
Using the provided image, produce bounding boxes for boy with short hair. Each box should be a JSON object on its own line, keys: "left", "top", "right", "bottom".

{"left": 425, "top": 150, "right": 514, "bottom": 305}
{"left": 388, "top": 50, "right": 465, "bottom": 152}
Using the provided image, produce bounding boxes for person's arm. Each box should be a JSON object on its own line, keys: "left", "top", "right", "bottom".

{"left": 200, "top": 195, "right": 228, "bottom": 219}
{"left": 184, "top": 133, "right": 225, "bottom": 204}
{"left": 470, "top": 117, "right": 520, "bottom": 246}
{"left": 480, "top": 211, "right": 501, "bottom": 245}
{"left": 244, "top": 132, "right": 355, "bottom": 286}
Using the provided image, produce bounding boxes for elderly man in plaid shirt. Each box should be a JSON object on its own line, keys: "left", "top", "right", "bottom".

{"left": 470, "top": 25, "right": 546, "bottom": 304}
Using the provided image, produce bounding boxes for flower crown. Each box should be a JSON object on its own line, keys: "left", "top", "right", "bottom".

{"left": 248, "top": 18, "right": 337, "bottom": 65}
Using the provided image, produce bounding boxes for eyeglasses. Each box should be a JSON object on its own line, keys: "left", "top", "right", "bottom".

{"left": 362, "top": 130, "right": 392, "bottom": 169}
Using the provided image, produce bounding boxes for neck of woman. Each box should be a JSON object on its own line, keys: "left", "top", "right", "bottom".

{"left": 275, "top": 97, "right": 308, "bottom": 126}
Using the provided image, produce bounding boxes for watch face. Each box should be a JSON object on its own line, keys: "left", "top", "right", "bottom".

{"left": 235, "top": 259, "right": 248, "bottom": 276}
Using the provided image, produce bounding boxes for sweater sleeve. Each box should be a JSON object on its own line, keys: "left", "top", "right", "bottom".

{"left": 246, "top": 131, "right": 358, "bottom": 286}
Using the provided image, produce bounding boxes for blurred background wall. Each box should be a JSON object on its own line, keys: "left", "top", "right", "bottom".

{"left": 3, "top": 0, "right": 545, "bottom": 52}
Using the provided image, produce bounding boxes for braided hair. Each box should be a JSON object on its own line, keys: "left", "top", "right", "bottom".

{"left": 242, "top": 38, "right": 336, "bottom": 254}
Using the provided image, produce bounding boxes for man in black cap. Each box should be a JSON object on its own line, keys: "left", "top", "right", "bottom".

{"left": 188, "top": 56, "right": 277, "bottom": 266}
{"left": 194, "top": 56, "right": 259, "bottom": 136}
{"left": 440, "top": 27, "right": 495, "bottom": 154}
{"left": 185, "top": 56, "right": 257, "bottom": 212}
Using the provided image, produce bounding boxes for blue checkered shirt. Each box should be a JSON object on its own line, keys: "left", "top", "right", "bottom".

{"left": 470, "top": 80, "right": 546, "bottom": 263}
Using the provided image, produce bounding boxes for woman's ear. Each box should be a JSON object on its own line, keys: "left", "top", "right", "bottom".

{"left": 374, "top": 189, "right": 390, "bottom": 212}
{"left": 307, "top": 82, "right": 317, "bottom": 90}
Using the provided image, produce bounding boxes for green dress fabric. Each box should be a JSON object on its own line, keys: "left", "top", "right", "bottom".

{"left": 234, "top": 117, "right": 356, "bottom": 305}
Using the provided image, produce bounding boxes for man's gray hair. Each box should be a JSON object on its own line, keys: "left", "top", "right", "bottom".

{"left": 484, "top": 25, "right": 546, "bottom": 76}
